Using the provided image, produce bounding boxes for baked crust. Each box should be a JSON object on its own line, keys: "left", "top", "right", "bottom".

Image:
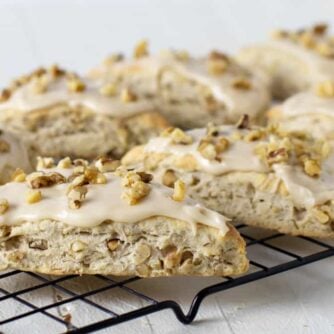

{"left": 0, "top": 218, "right": 248, "bottom": 277}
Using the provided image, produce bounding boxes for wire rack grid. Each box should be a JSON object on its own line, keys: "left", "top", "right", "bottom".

{"left": 1, "top": 224, "right": 334, "bottom": 333}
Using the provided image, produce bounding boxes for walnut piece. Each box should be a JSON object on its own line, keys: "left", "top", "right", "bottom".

{"left": 120, "top": 88, "right": 137, "bottom": 103}
{"left": 315, "top": 81, "right": 334, "bottom": 97}
{"left": 0, "top": 199, "right": 9, "bottom": 214}
{"left": 162, "top": 169, "right": 177, "bottom": 188}
{"left": 12, "top": 168, "right": 26, "bottom": 182}
{"left": 0, "top": 139, "right": 10, "bottom": 153}
{"left": 26, "top": 190, "right": 42, "bottom": 204}
{"left": 133, "top": 39, "right": 149, "bottom": 58}
{"left": 121, "top": 171, "right": 151, "bottom": 205}
{"left": 172, "top": 179, "right": 186, "bottom": 202}
{"left": 161, "top": 127, "right": 193, "bottom": 145}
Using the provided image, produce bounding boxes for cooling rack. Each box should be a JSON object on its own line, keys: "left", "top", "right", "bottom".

{"left": 1, "top": 224, "right": 334, "bottom": 333}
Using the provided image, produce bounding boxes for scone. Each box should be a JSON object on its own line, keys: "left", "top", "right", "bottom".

{"left": 122, "top": 119, "right": 334, "bottom": 238}
{"left": 0, "top": 129, "right": 32, "bottom": 183}
{"left": 268, "top": 81, "right": 334, "bottom": 140}
{"left": 89, "top": 42, "right": 271, "bottom": 128}
{"left": 0, "top": 157, "right": 248, "bottom": 277}
{"left": 0, "top": 65, "right": 169, "bottom": 161}
{"left": 237, "top": 23, "right": 334, "bottom": 99}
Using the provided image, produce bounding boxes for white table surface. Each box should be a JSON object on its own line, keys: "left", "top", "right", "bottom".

{"left": 0, "top": 1, "right": 334, "bottom": 333}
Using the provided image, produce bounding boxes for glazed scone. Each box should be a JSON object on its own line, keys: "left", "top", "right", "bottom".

{"left": 237, "top": 23, "right": 334, "bottom": 99}
{"left": 0, "top": 66, "right": 169, "bottom": 161}
{"left": 123, "top": 119, "right": 334, "bottom": 238}
{"left": 89, "top": 43, "right": 271, "bottom": 128}
{"left": 0, "top": 129, "right": 32, "bottom": 183}
{"left": 0, "top": 157, "right": 248, "bottom": 277}
{"left": 268, "top": 81, "right": 334, "bottom": 140}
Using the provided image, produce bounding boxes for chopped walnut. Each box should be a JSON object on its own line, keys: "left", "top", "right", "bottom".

{"left": 29, "top": 239, "right": 48, "bottom": 250}
{"left": 162, "top": 169, "right": 177, "bottom": 188}
{"left": 99, "top": 83, "right": 118, "bottom": 97}
{"left": 95, "top": 157, "right": 120, "bottom": 173}
{"left": 67, "top": 77, "right": 86, "bottom": 92}
{"left": 315, "top": 81, "right": 334, "bottom": 97}
{"left": 207, "top": 58, "right": 228, "bottom": 75}
{"left": 67, "top": 186, "right": 88, "bottom": 209}
{"left": 270, "top": 29, "right": 288, "bottom": 39}
{"left": 26, "top": 190, "right": 42, "bottom": 204}
{"left": 0, "top": 199, "right": 9, "bottom": 214}
{"left": 133, "top": 39, "right": 149, "bottom": 58}
{"left": 31, "top": 76, "right": 48, "bottom": 94}
{"left": 103, "top": 53, "right": 124, "bottom": 66}
{"left": 236, "top": 114, "right": 250, "bottom": 129}
{"left": 303, "top": 159, "right": 321, "bottom": 177}
{"left": 267, "top": 147, "right": 289, "bottom": 164}
{"left": 57, "top": 157, "right": 72, "bottom": 169}
{"left": 313, "top": 23, "right": 328, "bottom": 35}
{"left": 120, "top": 88, "right": 137, "bottom": 102}
{"left": 161, "top": 127, "right": 193, "bottom": 145}
{"left": 209, "top": 50, "right": 229, "bottom": 62}
{"left": 71, "top": 240, "right": 87, "bottom": 252}
{"left": 107, "top": 239, "right": 121, "bottom": 251}
{"left": 137, "top": 172, "right": 153, "bottom": 183}
{"left": 0, "top": 89, "right": 11, "bottom": 102}
{"left": 0, "top": 139, "right": 10, "bottom": 153}
{"left": 36, "top": 157, "right": 55, "bottom": 170}
{"left": 11, "top": 168, "right": 26, "bottom": 182}
{"left": 49, "top": 64, "right": 65, "bottom": 78}
{"left": 298, "top": 32, "right": 316, "bottom": 48}
{"left": 215, "top": 137, "right": 229, "bottom": 153}
{"left": 244, "top": 129, "right": 265, "bottom": 142}
{"left": 172, "top": 179, "right": 186, "bottom": 202}
{"left": 27, "top": 172, "right": 66, "bottom": 189}
{"left": 197, "top": 139, "right": 216, "bottom": 160}
{"left": 312, "top": 208, "right": 330, "bottom": 224}
{"left": 232, "top": 78, "right": 252, "bottom": 90}
{"left": 121, "top": 171, "right": 151, "bottom": 205}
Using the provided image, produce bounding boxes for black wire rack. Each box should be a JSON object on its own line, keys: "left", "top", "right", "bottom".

{"left": 1, "top": 224, "right": 334, "bottom": 333}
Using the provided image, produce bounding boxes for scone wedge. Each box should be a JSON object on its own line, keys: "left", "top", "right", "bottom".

{"left": 0, "top": 158, "right": 248, "bottom": 277}
{"left": 123, "top": 119, "right": 334, "bottom": 238}
{"left": 268, "top": 84, "right": 334, "bottom": 141}
{"left": 0, "top": 66, "right": 169, "bottom": 161}
{"left": 237, "top": 23, "right": 334, "bottom": 99}
{"left": 89, "top": 42, "right": 270, "bottom": 128}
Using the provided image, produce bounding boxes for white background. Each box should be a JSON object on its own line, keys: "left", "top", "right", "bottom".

{"left": 0, "top": 1, "right": 334, "bottom": 333}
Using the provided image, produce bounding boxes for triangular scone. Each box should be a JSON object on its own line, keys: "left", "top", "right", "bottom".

{"left": 237, "top": 23, "right": 334, "bottom": 99}
{"left": 0, "top": 129, "right": 32, "bottom": 184}
{"left": 268, "top": 83, "right": 334, "bottom": 141}
{"left": 88, "top": 42, "right": 270, "bottom": 128}
{"left": 123, "top": 119, "right": 334, "bottom": 238}
{"left": 0, "top": 65, "right": 169, "bottom": 161}
{"left": 0, "top": 158, "right": 248, "bottom": 277}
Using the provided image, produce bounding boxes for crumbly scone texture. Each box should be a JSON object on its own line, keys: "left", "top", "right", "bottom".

{"left": 0, "top": 217, "right": 248, "bottom": 277}
{"left": 122, "top": 123, "right": 334, "bottom": 238}
{"left": 237, "top": 23, "right": 334, "bottom": 99}
{"left": 0, "top": 104, "right": 169, "bottom": 161}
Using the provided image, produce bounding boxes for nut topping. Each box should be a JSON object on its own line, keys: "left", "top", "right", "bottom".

{"left": 172, "top": 179, "right": 186, "bottom": 202}
{"left": 0, "top": 199, "right": 9, "bottom": 214}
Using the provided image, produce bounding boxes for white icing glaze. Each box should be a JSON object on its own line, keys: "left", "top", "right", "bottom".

{"left": 143, "top": 126, "right": 334, "bottom": 208}
{"left": 168, "top": 58, "right": 269, "bottom": 119}
{"left": 0, "top": 76, "right": 154, "bottom": 117}
{"left": 145, "top": 127, "right": 269, "bottom": 175}
{"left": 90, "top": 52, "right": 270, "bottom": 119}
{"left": 0, "top": 130, "right": 32, "bottom": 179}
{"left": 256, "top": 39, "right": 334, "bottom": 82}
{"left": 0, "top": 170, "right": 229, "bottom": 234}
{"left": 281, "top": 91, "right": 334, "bottom": 118}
